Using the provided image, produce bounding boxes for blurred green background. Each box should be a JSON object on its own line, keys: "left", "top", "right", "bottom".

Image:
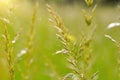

{"left": 0, "top": 0, "right": 120, "bottom": 80}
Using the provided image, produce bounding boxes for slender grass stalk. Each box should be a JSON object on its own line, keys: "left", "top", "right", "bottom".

{"left": 22, "top": 3, "right": 38, "bottom": 80}
{"left": 10, "top": 3, "right": 38, "bottom": 80}
{"left": 3, "top": 24, "right": 14, "bottom": 80}
{"left": 0, "top": 6, "right": 15, "bottom": 80}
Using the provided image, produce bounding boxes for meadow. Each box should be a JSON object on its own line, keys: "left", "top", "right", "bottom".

{"left": 0, "top": 0, "right": 120, "bottom": 80}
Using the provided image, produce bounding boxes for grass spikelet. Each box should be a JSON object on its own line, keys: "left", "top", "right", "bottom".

{"left": 85, "top": 0, "right": 93, "bottom": 7}
{"left": 47, "top": 4, "right": 76, "bottom": 47}
{"left": 46, "top": 4, "right": 68, "bottom": 33}
{"left": 107, "top": 22, "right": 120, "bottom": 29}
{"left": 83, "top": 0, "right": 96, "bottom": 26}
{"left": 12, "top": 28, "right": 22, "bottom": 44}
{"left": 105, "top": 34, "right": 120, "bottom": 47}
{"left": 82, "top": 9, "right": 93, "bottom": 26}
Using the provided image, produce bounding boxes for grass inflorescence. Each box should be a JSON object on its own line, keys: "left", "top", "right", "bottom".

{"left": 15, "top": 3, "right": 38, "bottom": 80}
{"left": 47, "top": 0, "right": 98, "bottom": 79}
{"left": 23, "top": 2, "right": 38, "bottom": 80}
{"left": 0, "top": 7, "right": 16, "bottom": 80}
{"left": 0, "top": 2, "right": 38, "bottom": 80}
{"left": 3, "top": 20, "right": 14, "bottom": 80}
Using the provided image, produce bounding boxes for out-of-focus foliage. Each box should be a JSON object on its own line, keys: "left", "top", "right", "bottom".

{"left": 29, "top": 0, "right": 120, "bottom": 5}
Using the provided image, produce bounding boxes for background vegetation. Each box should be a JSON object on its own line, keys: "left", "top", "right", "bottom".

{"left": 0, "top": 0, "right": 120, "bottom": 80}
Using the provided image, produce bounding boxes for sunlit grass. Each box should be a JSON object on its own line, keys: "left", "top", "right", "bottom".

{"left": 0, "top": 1, "right": 119, "bottom": 80}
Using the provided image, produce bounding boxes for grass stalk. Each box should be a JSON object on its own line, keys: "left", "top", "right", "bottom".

{"left": 3, "top": 23, "right": 14, "bottom": 80}
{"left": 1, "top": 7, "right": 15, "bottom": 80}
{"left": 23, "top": 3, "right": 38, "bottom": 80}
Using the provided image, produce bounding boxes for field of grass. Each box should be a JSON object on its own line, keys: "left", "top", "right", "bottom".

{"left": 0, "top": 0, "right": 120, "bottom": 80}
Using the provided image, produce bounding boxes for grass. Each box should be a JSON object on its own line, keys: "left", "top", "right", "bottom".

{"left": 47, "top": 0, "right": 97, "bottom": 79}
{"left": 0, "top": 0, "right": 120, "bottom": 80}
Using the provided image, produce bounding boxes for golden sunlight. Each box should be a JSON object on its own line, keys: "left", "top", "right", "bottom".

{"left": 0, "top": 0, "right": 10, "bottom": 5}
